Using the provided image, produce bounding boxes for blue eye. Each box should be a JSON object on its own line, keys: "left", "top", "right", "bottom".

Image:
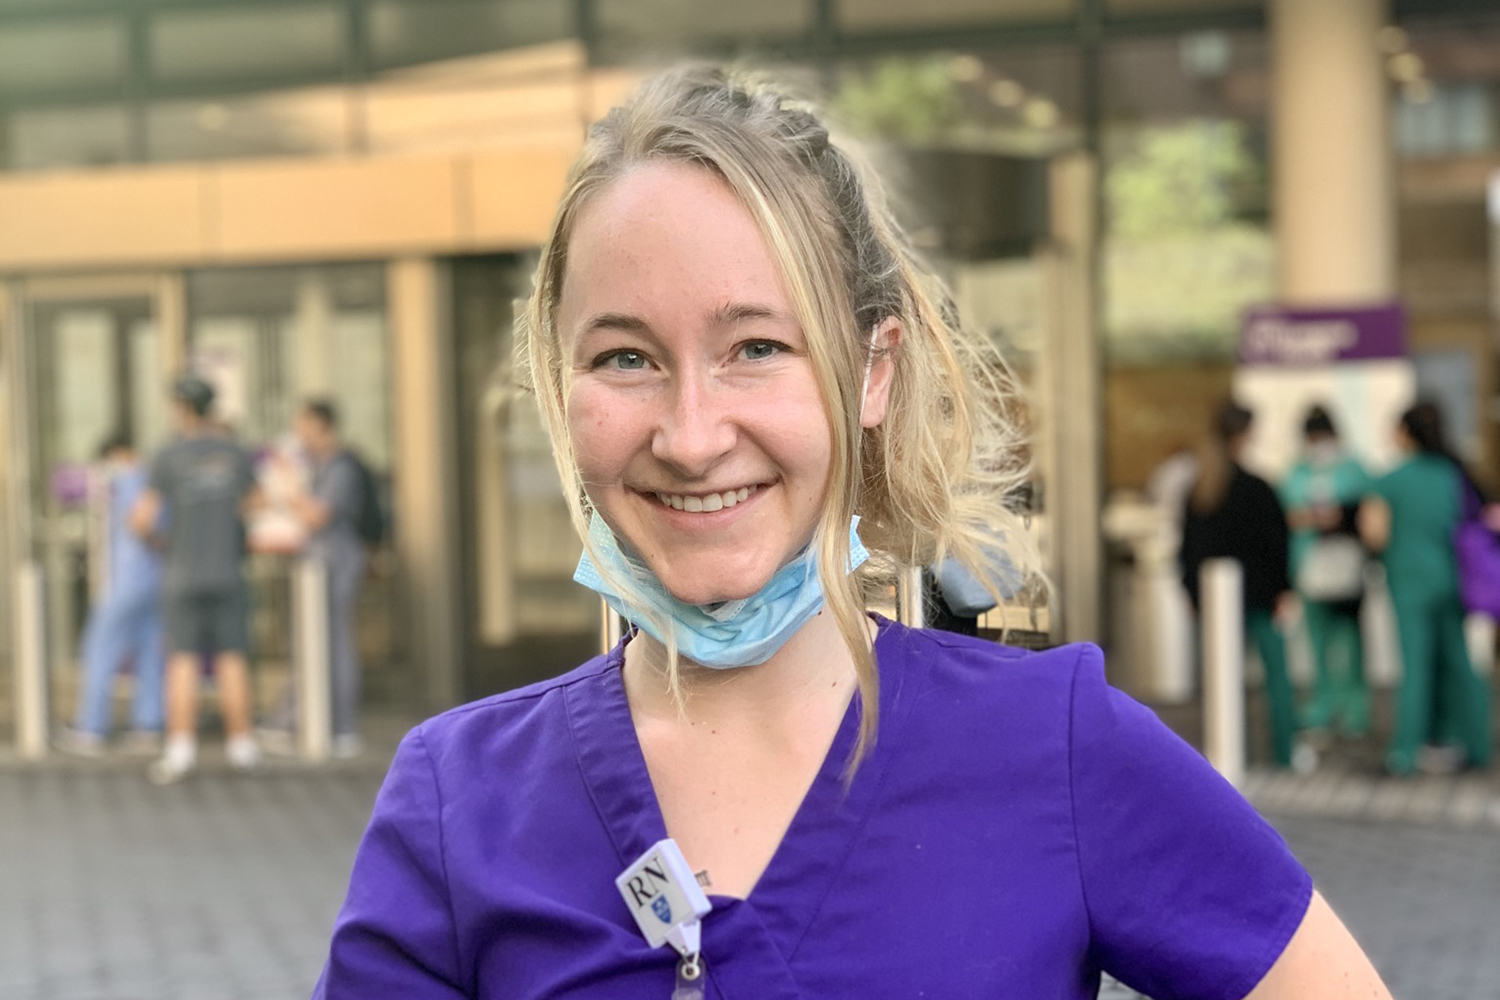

{"left": 597, "top": 350, "right": 647, "bottom": 370}
{"left": 740, "top": 341, "right": 780, "bottom": 361}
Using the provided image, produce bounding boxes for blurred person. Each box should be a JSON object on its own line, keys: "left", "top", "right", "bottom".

{"left": 1146, "top": 438, "right": 1199, "bottom": 540}
{"left": 132, "top": 374, "right": 264, "bottom": 785}
{"left": 1180, "top": 401, "right": 1304, "bottom": 771}
{"left": 313, "top": 67, "right": 1390, "bottom": 999}
{"left": 1280, "top": 406, "right": 1372, "bottom": 738}
{"left": 1360, "top": 401, "right": 1492, "bottom": 776}
{"left": 55, "top": 435, "right": 166, "bottom": 756}
{"left": 310, "top": 66, "right": 1386, "bottom": 995}
{"left": 264, "top": 399, "right": 370, "bottom": 757}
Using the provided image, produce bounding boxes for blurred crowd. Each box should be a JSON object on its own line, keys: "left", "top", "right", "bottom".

{"left": 1175, "top": 397, "right": 1494, "bottom": 777}
{"left": 53, "top": 376, "right": 378, "bottom": 783}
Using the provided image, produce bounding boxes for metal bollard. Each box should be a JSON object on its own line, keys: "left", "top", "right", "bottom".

{"left": 897, "top": 566, "right": 925, "bottom": 629}
{"left": 1200, "top": 558, "right": 1246, "bottom": 788}
{"left": 14, "top": 560, "right": 48, "bottom": 760}
{"left": 292, "top": 557, "right": 332, "bottom": 763}
{"left": 600, "top": 600, "right": 625, "bottom": 655}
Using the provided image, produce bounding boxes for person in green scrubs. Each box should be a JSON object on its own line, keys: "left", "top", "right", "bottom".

{"left": 1361, "top": 402, "right": 1492, "bottom": 775}
{"left": 1281, "top": 407, "right": 1372, "bottom": 737}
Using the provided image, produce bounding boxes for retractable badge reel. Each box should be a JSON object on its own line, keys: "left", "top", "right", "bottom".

{"left": 616, "top": 839, "right": 713, "bottom": 1000}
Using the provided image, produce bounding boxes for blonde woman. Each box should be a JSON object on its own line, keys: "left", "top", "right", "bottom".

{"left": 314, "top": 68, "right": 1390, "bottom": 1000}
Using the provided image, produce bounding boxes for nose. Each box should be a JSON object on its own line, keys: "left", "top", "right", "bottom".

{"left": 651, "top": 370, "right": 736, "bottom": 478}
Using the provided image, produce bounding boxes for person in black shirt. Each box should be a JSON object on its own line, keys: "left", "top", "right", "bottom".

{"left": 1180, "top": 401, "right": 1300, "bottom": 769}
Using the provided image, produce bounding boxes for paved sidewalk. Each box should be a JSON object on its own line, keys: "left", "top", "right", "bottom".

{"left": 4, "top": 753, "right": 1499, "bottom": 1000}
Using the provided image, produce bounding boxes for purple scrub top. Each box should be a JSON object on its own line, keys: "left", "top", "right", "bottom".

{"left": 314, "top": 618, "right": 1311, "bottom": 1000}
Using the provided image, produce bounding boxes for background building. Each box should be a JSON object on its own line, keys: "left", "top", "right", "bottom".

{"left": 3, "top": 0, "right": 1499, "bottom": 748}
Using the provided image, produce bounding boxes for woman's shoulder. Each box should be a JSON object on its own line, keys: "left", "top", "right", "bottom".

{"left": 878, "top": 620, "right": 1104, "bottom": 730}
{"left": 406, "top": 650, "right": 621, "bottom": 761}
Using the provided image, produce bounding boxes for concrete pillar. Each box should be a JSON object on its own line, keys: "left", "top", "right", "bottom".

{"left": 1271, "top": 0, "right": 1395, "bottom": 304}
{"left": 1045, "top": 152, "right": 1104, "bottom": 644}
{"left": 389, "top": 257, "right": 464, "bottom": 710}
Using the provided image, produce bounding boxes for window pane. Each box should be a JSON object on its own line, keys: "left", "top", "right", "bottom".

{"left": 369, "top": 0, "right": 572, "bottom": 69}
{"left": 595, "top": 0, "right": 807, "bottom": 52}
{"left": 147, "top": 90, "right": 351, "bottom": 162}
{"left": 8, "top": 104, "right": 132, "bottom": 170}
{"left": 831, "top": 50, "right": 1083, "bottom": 157}
{"left": 0, "top": 19, "right": 126, "bottom": 93}
{"left": 150, "top": 5, "right": 347, "bottom": 84}
{"left": 1106, "top": 0, "right": 1260, "bottom": 13}
{"left": 838, "top": 0, "right": 1073, "bottom": 33}
{"left": 1100, "top": 32, "right": 1273, "bottom": 365}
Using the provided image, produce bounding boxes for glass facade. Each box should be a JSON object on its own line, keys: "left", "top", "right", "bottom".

{"left": 369, "top": 0, "right": 573, "bottom": 69}
{"left": 450, "top": 257, "right": 600, "bottom": 698}
{"left": 185, "top": 264, "right": 403, "bottom": 702}
{"left": 150, "top": 5, "right": 350, "bottom": 85}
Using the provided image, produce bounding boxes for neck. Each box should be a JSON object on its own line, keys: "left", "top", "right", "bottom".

{"left": 621, "top": 607, "right": 865, "bottom": 732}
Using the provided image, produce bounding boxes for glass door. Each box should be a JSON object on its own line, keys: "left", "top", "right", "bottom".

{"left": 4, "top": 274, "right": 178, "bottom": 751}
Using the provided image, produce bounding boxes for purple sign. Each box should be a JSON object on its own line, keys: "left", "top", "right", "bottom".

{"left": 1239, "top": 303, "right": 1406, "bottom": 367}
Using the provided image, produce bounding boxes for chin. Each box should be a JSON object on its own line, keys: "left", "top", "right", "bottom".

{"left": 655, "top": 560, "right": 777, "bottom": 607}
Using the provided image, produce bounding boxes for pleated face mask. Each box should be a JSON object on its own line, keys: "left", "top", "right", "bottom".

{"left": 573, "top": 514, "right": 870, "bottom": 668}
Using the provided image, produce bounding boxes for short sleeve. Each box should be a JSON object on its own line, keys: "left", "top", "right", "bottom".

{"left": 1068, "top": 647, "right": 1312, "bottom": 1000}
{"left": 319, "top": 457, "right": 362, "bottom": 523}
{"left": 314, "top": 728, "right": 468, "bottom": 999}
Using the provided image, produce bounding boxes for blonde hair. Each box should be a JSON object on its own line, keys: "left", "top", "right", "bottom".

{"left": 518, "top": 65, "right": 1038, "bottom": 765}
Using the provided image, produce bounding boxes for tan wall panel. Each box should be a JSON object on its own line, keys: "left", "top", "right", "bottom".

{"left": 214, "top": 157, "right": 462, "bottom": 259}
{"left": 0, "top": 144, "right": 581, "bottom": 270}
{"left": 0, "top": 169, "right": 206, "bottom": 269}
{"left": 468, "top": 145, "right": 580, "bottom": 249}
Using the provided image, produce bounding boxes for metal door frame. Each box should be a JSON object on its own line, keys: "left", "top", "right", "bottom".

{"left": 3, "top": 271, "right": 185, "bottom": 757}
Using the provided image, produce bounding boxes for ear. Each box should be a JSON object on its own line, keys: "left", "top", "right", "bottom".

{"left": 860, "top": 317, "right": 902, "bottom": 429}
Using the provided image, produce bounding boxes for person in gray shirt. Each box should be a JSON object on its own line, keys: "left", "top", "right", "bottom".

{"left": 132, "top": 375, "right": 263, "bottom": 784}
{"left": 288, "top": 399, "right": 369, "bottom": 757}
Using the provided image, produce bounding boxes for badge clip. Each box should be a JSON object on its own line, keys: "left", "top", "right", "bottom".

{"left": 615, "top": 838, "right": 712, "bottom": 960}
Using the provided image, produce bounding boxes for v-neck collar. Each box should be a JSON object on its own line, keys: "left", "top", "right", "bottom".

{"left": 565, "top": 615, "right": 927, "bottom": 971}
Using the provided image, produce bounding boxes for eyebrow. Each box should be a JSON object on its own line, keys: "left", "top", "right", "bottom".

{"left": 578, "top": 311, "right": 652, "bottom": 338}
{"left": 707, "top": 302, "right": 790, "bottom": 328}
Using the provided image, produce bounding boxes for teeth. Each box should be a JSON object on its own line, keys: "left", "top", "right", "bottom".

{"left": 654, "top": 485, "right": 758, "bottom": 511}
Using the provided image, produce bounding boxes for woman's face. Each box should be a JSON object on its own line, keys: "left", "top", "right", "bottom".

{"left": 557, "top": 162, "right": 836, "bottom": 606}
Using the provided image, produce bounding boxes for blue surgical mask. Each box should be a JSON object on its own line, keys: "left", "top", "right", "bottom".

{"left": 573, "top": 513, "right": 870, "bottom": 669}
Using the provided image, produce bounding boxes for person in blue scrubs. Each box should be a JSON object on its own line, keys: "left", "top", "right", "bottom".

{"left": 56, "top": 435, "right": 166, "bottom": 756}
{"left": 315, "top": 67, "right": 1392, "bottom": 1000}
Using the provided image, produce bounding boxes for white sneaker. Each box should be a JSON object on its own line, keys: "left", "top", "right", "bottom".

{"left": 226, "top": 735, "right": 261, "bottom": 772}
{"left": 332, "top": 734, "right": 364, "bottom": 760}
{"left": 1291, "top": 742, "right": 1320, "bottom": 776}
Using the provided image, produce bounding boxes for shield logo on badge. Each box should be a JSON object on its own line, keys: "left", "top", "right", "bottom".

{"left": 651, "top": 895, "right": 673, "bottom": 924}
